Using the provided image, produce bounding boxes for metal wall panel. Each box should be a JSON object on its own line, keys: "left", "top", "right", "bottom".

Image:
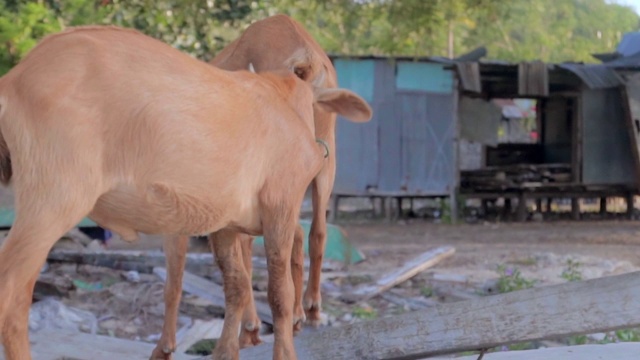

{"left": 398, "top": 92, "right": 455, "bottom": 195}
{"left": 334, "top": 58, "right": 456, "bottom": 196}
{"left": 396, "top": 62, "right": 454, "bottom": 94}
{"left": 582, "top": 88, "right": 637, "bottom": 184}
{"left": 333, "top": 59, "right": 376, "bottom": 103}
{"left": 542, "top": 97, "right": 572, "bottom": 164}
{"left": 334, "top": 59, "right": 378, "bottom": 194}
{"left": 375, "top": 60, "right": 403, "bottom": 193}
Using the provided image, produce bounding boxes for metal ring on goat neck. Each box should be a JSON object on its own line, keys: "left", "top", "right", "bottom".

{"left": 316, "top": 138, "right": 330, "bottom": 158}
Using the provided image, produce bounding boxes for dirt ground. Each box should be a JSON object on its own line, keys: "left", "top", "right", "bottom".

{"left": 19, "top": 216, "right": 640, "bottom": 355}
{"left": 345, "top": 219, "right": 640, "bottom": 278}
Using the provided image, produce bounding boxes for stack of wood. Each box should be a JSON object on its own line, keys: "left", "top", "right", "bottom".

{"left": 461, "top": 163, "right": 572, "bottom": 191}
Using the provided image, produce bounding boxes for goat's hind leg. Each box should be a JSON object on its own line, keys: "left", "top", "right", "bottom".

{"left": 0, "top": 191, "right": 99, "bottom": 359}
{"left": 291, "top": 224, "right": 306, "bottom": 335}
{"left": 211, "top": 230, "right": 251, "bottom": 360}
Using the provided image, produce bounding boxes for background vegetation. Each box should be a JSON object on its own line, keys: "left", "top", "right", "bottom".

{"left": 0, "top": 0, "right": 639, "bottom": 75}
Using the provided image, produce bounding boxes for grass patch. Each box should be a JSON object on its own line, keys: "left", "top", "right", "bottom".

{"left": 186, "top": 338, "right": 217, "bottom": 356}
{"left": 495, "top": 265, "right": 536, "bottom": 293}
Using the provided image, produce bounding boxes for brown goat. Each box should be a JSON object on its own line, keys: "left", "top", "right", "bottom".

{"left": 154, "top": 14, "right": 364, "bottom": 352}
{"left": 212, "top": 14, "right": 346, "bottom": 346}
{"left": 0, "top": 26, "right": 371, "bottom": 360}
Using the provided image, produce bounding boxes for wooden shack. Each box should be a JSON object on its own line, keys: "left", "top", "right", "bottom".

{"left": 329, "top": 54, "right": 640, "bottom": 221}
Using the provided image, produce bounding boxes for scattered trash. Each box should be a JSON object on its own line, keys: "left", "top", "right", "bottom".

{"left": 72, "top": 279, "right": 104, "bottom": 291}
{"left": 122, "top": 270, "right": 141, "bottom": 283}
{"left": 29, "top": 297, "right": 98, "bottom": 335}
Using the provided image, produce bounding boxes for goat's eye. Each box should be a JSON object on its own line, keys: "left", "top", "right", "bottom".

{"left": 294, "top": 67, "right": 306, "bottom": 80}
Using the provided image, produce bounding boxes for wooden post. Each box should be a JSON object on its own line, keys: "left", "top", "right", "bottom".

{"left": 571, "top": 198, "right": 580, "bottom": 220}
{"left": 626, "top": 193, "right": 635, "bottom": 220}
{"left": 236, "top": 271, "right": 640, "bottom": 360}
{"left": 384, "top": 197, "right": 393, "bottom": 222}
{"left": 329, "top": 195, "right": 340, "bottom": 222}
{"left": 535, "top": 198, "right": 542, "bottom": 213}
{"left": 545, "top": 198, "right": 552, "bottom": 213}
{"left": 600, "top": 196, "right": 607, "bottom": 216}
{"left": 481, "top": 199, "right": 489, "bottom": 216}
{"left": 516, "top": 193, "right": 527, "bottom": 222}
{"left": 503, "top": 197, "right": 512, "bottom": 221}
{"left": 396, "top": 197, "right": 403, "bottom": 218}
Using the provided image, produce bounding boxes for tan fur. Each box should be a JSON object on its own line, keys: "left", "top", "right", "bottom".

{"left": 0, "top": 25, "right": 371, "bottom": 360}
{"left": 213, "top": 14, "right": 369, "bottom": 345}
{"left": 153, "top": 14, "right": 374, "bottom": 352}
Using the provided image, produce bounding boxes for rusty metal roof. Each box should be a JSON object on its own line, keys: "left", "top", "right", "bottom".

{"left": 556, "top": 63, "right": 624, "bottom": 89}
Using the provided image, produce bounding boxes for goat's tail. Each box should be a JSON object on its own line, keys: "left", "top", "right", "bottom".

{"left": 0, "top": 84, "right": 12, "bottom": 186}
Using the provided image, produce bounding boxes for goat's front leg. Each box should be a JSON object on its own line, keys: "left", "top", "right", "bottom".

{"left": 264, "top": 218, "right": 298, "bottom": 360}
{"left": 304, "top": 162, "right": 335, "bottom": 326}
{"left": 211, "top": 230, "right": 251, "bottom": 360}
{"left": 150, "top": 235, "right": 189, "bottom": 360}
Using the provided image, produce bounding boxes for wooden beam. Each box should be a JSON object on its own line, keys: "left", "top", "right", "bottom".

{"left": 435, "top": 343, "right": 640, "bottom": 360}
{"left": 341, "top": 246, "right": 455, "bottom": 302}
{"left": 47, "top": 249, "right": 342, "bottom": 274}
{"left": 0, "top": 330, "right": 198, "bottom": 360}
{"left": 153, "top": 267, "right": 274, "bottom": 325}
{"left": 176, "top": 319, "right": 224, "bottom": 354}
{"left": 232, "top": 271, "right": 640, "bottom": 360}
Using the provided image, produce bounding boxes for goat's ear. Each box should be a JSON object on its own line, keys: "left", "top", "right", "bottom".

{"left": 313, "top": 88, "right": 373, "bottom": 122}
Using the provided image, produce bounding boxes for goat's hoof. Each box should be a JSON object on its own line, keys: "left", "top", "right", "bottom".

{"left": 303, "top": 301, "right": 323, "bottom": 328}
{"left": 293, "top": 310, "right": 306, "bottom": 335}
{"left": 149, "top": 346, "right": 174, "bottom": 360}
{"left": 212, "top": 345, "right": 240, "bottom": 360}
{"left": 239, "top": 321, "right": 263, "bottom": 348}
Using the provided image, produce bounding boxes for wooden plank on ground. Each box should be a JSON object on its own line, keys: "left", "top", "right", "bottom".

{"left": 153, "top": 267, "right": 274, "bottom": 325}
{"left": 342, "top": 246, "right": 455, "bottom": 302}
{"left": 0, "top": 330, "right": 198, "bottom": 360}
{"left": 48, "top": 249, "right": 342, "bottom": 274}
{"left": 230, "top": 270, "right": 640, "bottom": 360}
{"left": 431, "top": 343, "right": 640, "bottom": 360}
{"left": 176, "top": 319, "right": 224, "bottom": 354}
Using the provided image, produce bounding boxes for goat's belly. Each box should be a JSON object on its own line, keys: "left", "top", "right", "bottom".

{"left": 89, "top": 184, "right": 232, "bottom": 240}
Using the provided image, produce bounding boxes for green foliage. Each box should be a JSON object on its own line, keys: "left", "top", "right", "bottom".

{"left": 616, "top": 328, "right": 640, "bottom": 342}
{"left": 0, "top": 0, "right": 639, "bottom": 76}
{"left": 496, "top": 265, "right": 536, "bottom": 293}
{"left": 102, "top": 0, "right": 258, "bottom": 61}
{"left": 420, "top": 286, "right": 433, "bottom": 298}
{"left": 504, "top": 342, "right": 535, "bottom": 351}
{"left": 352, "top": 305, "right": 377, "bottom": 320}
{"left": 560, "top": 259, "right": 583, "bottom": 282}
{"left": 567, "top": 334, "right": 589, "bottom": 345}
{"left": 0, "top": 0, "right": 259, "bottom": 74}
{"left": 0, "top": 1, "right": 61, "bottom": 74}
{"left": 186, "top": 338, "right": 217, "bottom": 356}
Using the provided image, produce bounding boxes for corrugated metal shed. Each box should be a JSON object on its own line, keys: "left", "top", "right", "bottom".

{"left": 332, "top": 57, "right": 456, "bottom": 197}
